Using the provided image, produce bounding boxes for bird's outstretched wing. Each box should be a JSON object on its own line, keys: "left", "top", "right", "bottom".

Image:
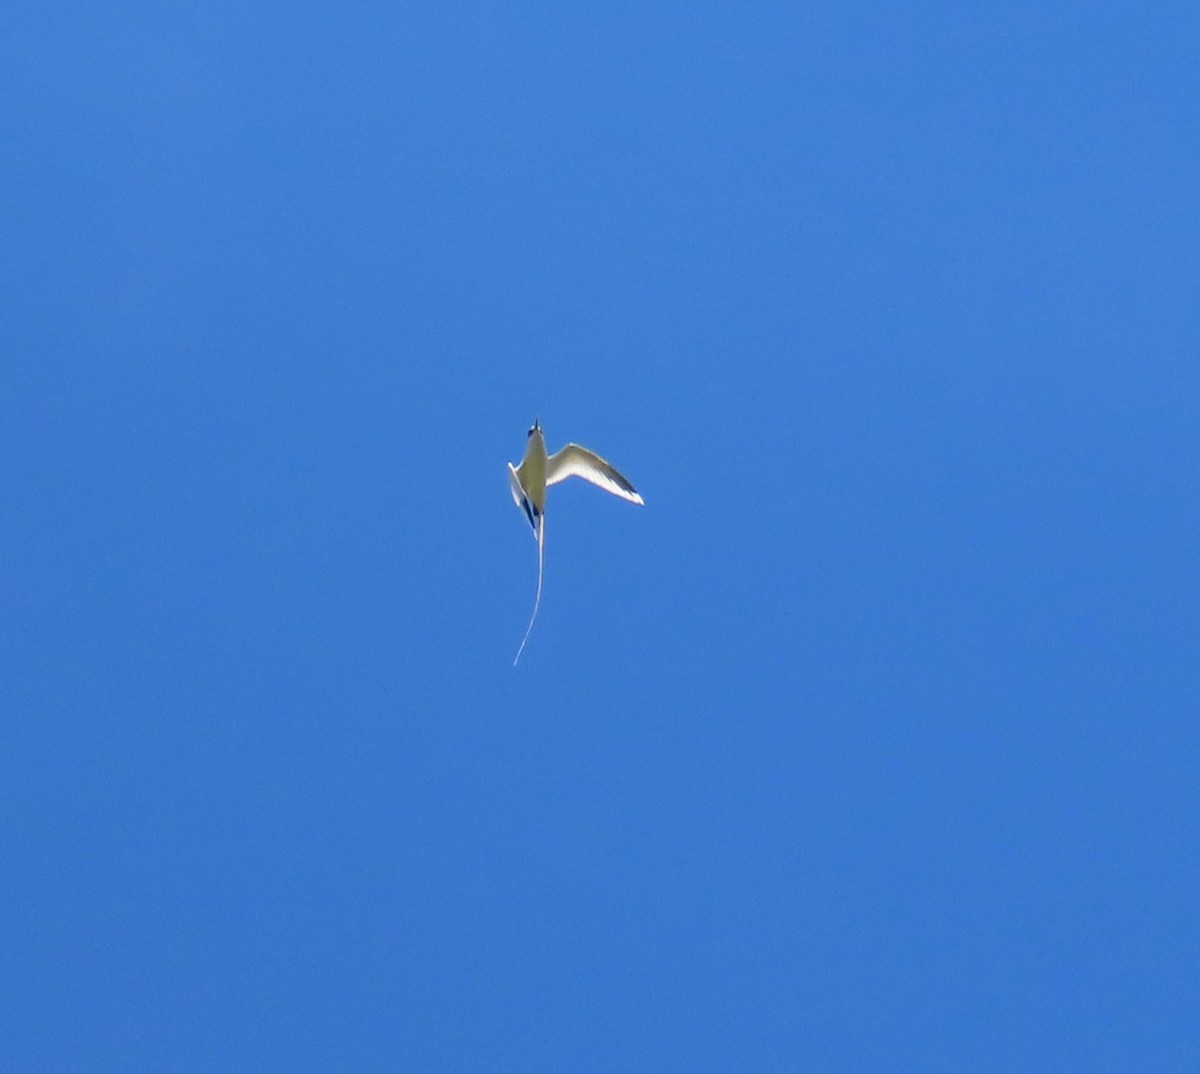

{"left": 508, "top": 462, "right": 539, "bottom": 535}
{"left": 545, "top": 444, "right": 644, "bottom": 505}
{"left": 507, "top": 461, "right": 525, "bottom": 508}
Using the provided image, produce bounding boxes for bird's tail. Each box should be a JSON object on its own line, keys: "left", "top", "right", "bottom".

{"left": 513, "top": 515, "right": 544, "bottom": 665}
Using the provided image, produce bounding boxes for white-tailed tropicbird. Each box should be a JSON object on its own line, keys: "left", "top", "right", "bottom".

{"left": 508, "top": 420, "right": 644, "bottom": 664}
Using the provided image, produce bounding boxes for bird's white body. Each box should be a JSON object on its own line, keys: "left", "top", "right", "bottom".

{"left": 508, "top": 422, "right": 644, "bottom": 664}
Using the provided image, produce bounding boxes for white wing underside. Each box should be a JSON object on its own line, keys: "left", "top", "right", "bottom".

{"left": 546, "top": 444, "right": 645, "bottom": 505}
{"left": 507, "top": 462, "right": 526, "bottom": 509}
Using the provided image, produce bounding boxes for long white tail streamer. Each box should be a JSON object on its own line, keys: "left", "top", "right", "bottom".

{"left": 513, "top": 514, "right": 544, "bottom": 666}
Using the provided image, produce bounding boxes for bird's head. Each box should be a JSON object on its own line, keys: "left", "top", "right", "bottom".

{"left": 527, "top": 419, "right": 540, "bottom": 438}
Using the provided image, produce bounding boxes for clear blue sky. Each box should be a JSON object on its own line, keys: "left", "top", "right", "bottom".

{"left": 3, "top": 2, "right": 1197, "bottom": 1070}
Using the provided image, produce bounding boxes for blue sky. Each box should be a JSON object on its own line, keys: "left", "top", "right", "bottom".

{"left": 3, "top": 2, "right": 1197, "bottom": 1070}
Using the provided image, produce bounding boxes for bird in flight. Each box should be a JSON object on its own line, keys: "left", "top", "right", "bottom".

{"left": 508, "top": 420, "right": 644, "bottom": 665}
